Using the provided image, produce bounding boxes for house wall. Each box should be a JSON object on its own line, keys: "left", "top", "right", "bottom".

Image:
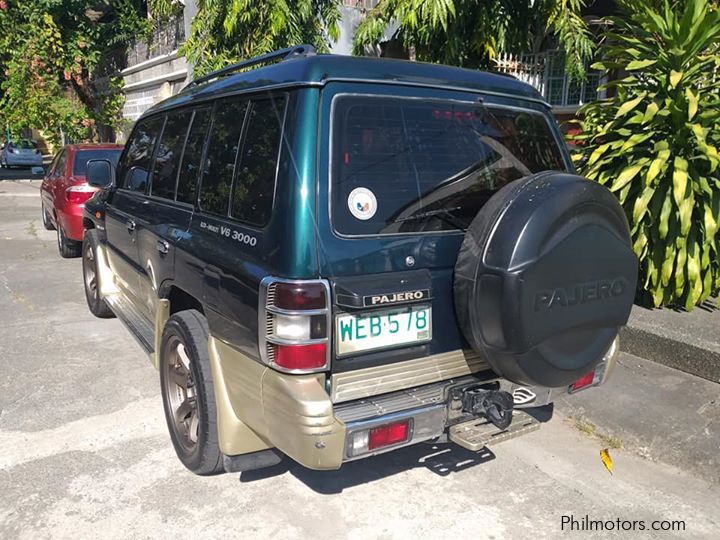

{"left": 115, "top": 7, "right": 194, "bottom": 140}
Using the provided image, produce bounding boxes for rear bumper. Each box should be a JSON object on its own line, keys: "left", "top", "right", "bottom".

{"left": 210, "top": 336, "right": 620, "bottom": 469}
{"left": 5, "top": 154, "right": 43, "bottom": 167}
{"left": 57, "top": 204, "right": 86, "bottom": 241}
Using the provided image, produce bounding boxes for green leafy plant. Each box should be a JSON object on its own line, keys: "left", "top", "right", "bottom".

{"left": 352, "top": 0, "right": 594, "bottom": 80}
{"left": 0, "top": 1, "right": 147, "bottom": 145}
{"left": 175, "top": 0, "right": 341, "bottom": 77}
{"left": 573, "top": 0, "right": 720, "bottom": 309}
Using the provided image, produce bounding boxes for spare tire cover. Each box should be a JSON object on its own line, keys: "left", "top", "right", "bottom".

{"left": 454, "top": 172, "right": 638, "bottom": 388}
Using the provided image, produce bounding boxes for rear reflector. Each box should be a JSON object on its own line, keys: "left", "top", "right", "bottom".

{"left": 350, "top": 420, "right": 411, "bottom": 457}
{"left": 368, "top": 421, "right": 410, "bottom": 450}
{"left": 570, "top": 370, "right": 596, "bottom": 393}
{"left": 274, "top": 342, "right": 327, "bottom": 370}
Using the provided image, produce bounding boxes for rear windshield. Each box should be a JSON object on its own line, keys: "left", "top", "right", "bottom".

{"left": 73, "top": 149, "right": 122, "bottom": 176}
{"left": 331, "top": 95, "right": 566, "bottom": 235}
{"left": 12, "top": 140, "right": 37, "bottom": 149}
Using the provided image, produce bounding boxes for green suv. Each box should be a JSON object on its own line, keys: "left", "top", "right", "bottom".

{"left": 82, "top": 45, "right": 637, "bottom": 475}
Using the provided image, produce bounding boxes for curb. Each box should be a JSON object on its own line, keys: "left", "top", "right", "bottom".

{"left": 620, "top": 305, "right": 720, "bottom": 383}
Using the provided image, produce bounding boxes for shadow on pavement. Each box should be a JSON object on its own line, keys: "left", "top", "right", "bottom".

{"left": 0, "top": 169, "right": 44, "bottom": 181}
{"left": 239, "top": 442, "right": 495, "bottom": 494}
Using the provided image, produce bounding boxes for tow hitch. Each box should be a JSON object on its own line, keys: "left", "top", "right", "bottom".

{"left": 448, "top": 383, "right": 540, "bottom": 451}
{"left": 459, "top": 386, "right": 514, "bottom": 430}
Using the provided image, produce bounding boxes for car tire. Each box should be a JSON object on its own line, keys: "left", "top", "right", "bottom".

{"left": 56, "top": 223, "right": 81, "bottom": 258}
{"left": 41, "top": 204, "right": 55, "bottom": 231}
{"left": 160, "top": 310, "right": 224, "bottom": 476}
{"left": 82, "top": 230, "right": 114, "bottom": 319}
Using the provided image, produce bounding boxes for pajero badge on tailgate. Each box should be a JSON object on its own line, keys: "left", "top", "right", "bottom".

{"left": 363, "top": 289, "right": 430, "bottom": 307}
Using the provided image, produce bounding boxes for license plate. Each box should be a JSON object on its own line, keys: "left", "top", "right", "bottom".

{"left": 335, "top": 305, "right": 432, "bottom": 356}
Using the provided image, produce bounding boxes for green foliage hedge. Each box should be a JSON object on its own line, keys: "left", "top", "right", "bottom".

{"left": 573, "top": 0, "right": 720, "bottom": 310}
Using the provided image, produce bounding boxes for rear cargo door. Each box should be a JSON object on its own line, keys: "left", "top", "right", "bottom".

{"left": 316, "top": 82, "right": 571, "bottom": 374}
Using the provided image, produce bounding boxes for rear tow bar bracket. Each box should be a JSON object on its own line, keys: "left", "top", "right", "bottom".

{"left": 459, "top": 386, "right": 515, "bottom": 430}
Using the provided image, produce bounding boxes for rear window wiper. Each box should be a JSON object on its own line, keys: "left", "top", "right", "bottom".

{"left": 392, "top": 207, "right": 467, "bottom": 231}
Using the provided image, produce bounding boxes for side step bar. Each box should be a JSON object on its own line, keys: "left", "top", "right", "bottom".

{"left": 105, "top": 294, "right": 155, "bottom": 354}
{"left": 449, "top": 410, "right": 540, "bottom": 451}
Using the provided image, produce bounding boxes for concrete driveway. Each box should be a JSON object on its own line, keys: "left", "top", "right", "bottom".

{"left": 1, "top": 176, "right": 719, "bottom": 539}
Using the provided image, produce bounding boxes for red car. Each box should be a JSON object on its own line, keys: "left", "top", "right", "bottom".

{"left": 41, "top": 143, "right": 123, "bottom": 257}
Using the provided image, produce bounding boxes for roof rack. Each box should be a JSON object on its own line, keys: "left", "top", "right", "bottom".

{"left": 185, "top": 44, "right": 317, "bottom": 89}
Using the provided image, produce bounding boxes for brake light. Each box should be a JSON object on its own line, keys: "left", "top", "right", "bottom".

{"left": 259, "top": 278, "right": 330, "bottom": 373}
{"left": 349, "top": 420, "right": 411, "bottom": 457}
{"left": 274, "top": 343, "right": 327, "bottom": 370}
{"left": 65, "top": 185, "right": 95, "bottom": 205}
{"left": 569, "top": 369, "right": 597, "bottom": 393}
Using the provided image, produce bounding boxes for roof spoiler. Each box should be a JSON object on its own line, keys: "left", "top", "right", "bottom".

{"left": 184, "top": 44, "right": 316, "bottom": 90}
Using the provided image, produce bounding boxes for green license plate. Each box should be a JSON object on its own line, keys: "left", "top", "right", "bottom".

{"left": 335, "top": 305, "right": 432, "bottom": 356}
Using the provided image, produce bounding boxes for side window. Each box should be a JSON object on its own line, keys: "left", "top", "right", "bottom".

{"left": 118, "top": 116, "right": 164, "bottom": 193}
{"left": 231, "top": 97, "right": 286, "bottom": 227}
{"left": 177, "top": 108, "right": 211, "bottom": 205}
{"left": 199, "top": 97, "right": 248, "bottom": 215}
{"left": 47, "top": 151, "right": 62, "bottom": 177}
{"left": 151, "top": 110, "right": 192, "bottom": 200}
{"left": 54, "top": 150, "right": 67, "bottom": 177}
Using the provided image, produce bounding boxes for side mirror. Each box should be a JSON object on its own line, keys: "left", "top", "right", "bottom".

{"left": 86, "top": 159, "right": 115, "bottom": 188}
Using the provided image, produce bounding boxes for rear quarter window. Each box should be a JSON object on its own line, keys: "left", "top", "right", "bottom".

{"left": 199, "top": 97, "right": 248, "bottom": 215}
{"left": 118, "top": 116, "right": 164, "bottom": 193}
{"left": 199, "top": 94, "right": 286, "bottom": 226}
{"left": 331, "top": 95, "right": 566, "bottom": 235}
{"left": 73, "top": 149, "right": 122, "bottom": 176}
{"left": 230, "top": 96, "right": 286, "bottom": 227}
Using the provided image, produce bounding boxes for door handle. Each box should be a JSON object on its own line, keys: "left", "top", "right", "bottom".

{"left": 126, "top": 220, "right": 136, "bottom": 232}
{"left": 156, "top": 240, "right": 169, "bottom": 254}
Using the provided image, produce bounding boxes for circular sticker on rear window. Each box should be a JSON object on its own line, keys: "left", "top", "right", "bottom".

{"left": 348, "top": 187, "right": 377, "bottom": 220}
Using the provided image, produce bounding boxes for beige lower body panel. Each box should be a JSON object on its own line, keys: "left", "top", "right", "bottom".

{"left": 209, "top": 338, "right": 346, "bottom": 469}
{"left": 209, "top": 343, "right": 490, "bottom": 469}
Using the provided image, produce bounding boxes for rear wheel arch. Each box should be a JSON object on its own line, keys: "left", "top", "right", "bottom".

{"left": 165, "top": 285, "right": 205, "bottom": 317}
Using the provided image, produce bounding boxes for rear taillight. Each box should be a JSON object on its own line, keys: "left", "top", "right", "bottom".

{"left": 349, "top": 420, "right": 411, "bottom": 457}
{"left": 65, "top": 185, "right": 95, "bottom": 205}
{"left": 569, "top": 369, "right": 599, "bottom": 394}
{"left": 259, "top": 278, "right": 330, "bottom": 373}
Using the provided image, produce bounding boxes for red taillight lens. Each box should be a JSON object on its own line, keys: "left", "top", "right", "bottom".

{"left": 66, "top": 189, "right": 94, "bottom": 204}
{"left": 570, "top": 370, "right": 596, "bottom": 393}
{"left": 368, "top": 421, "right": 410, "bottom": 450}
{"left": 274, "top": 281, "right": 326, "bottom": 310}
{"left": 274, "top": 343, "right": 327, "bottom": 370}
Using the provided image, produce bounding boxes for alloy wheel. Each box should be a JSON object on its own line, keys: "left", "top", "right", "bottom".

{"left": 163, "top": 337, "right": 199, "bottom": 453}
{"left": 83, "top": 244, "right": 98, "bottom": 303}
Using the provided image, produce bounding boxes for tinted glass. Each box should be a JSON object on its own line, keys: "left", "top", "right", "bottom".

{"left": 177, "top": 108, "right": 211, "bottom": 205}
{"left": 331, "top": 95, "right": 566, "bottom": 235}
{"left": 151, "top": 111, "right": 192, "bottom": 200}
{"left": 48, "top": 151, "right": 62, "bottom": 176}
{"left": 14, "top": 140, "right": 37, "bottom": 149}
{"left": 199, "top": 98, "right": 247, "bottom": 215}
{"left": 55, "top": 150, "right": 67, "bottom": 177}
{"left": 73, "top": 149, "right": 122, "bottom": 176}
{"left": 231, "top": 97, "right": 286, "bottom": 226}
{"left": 119, "top": 116, "right": 164, "bottom": 193}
